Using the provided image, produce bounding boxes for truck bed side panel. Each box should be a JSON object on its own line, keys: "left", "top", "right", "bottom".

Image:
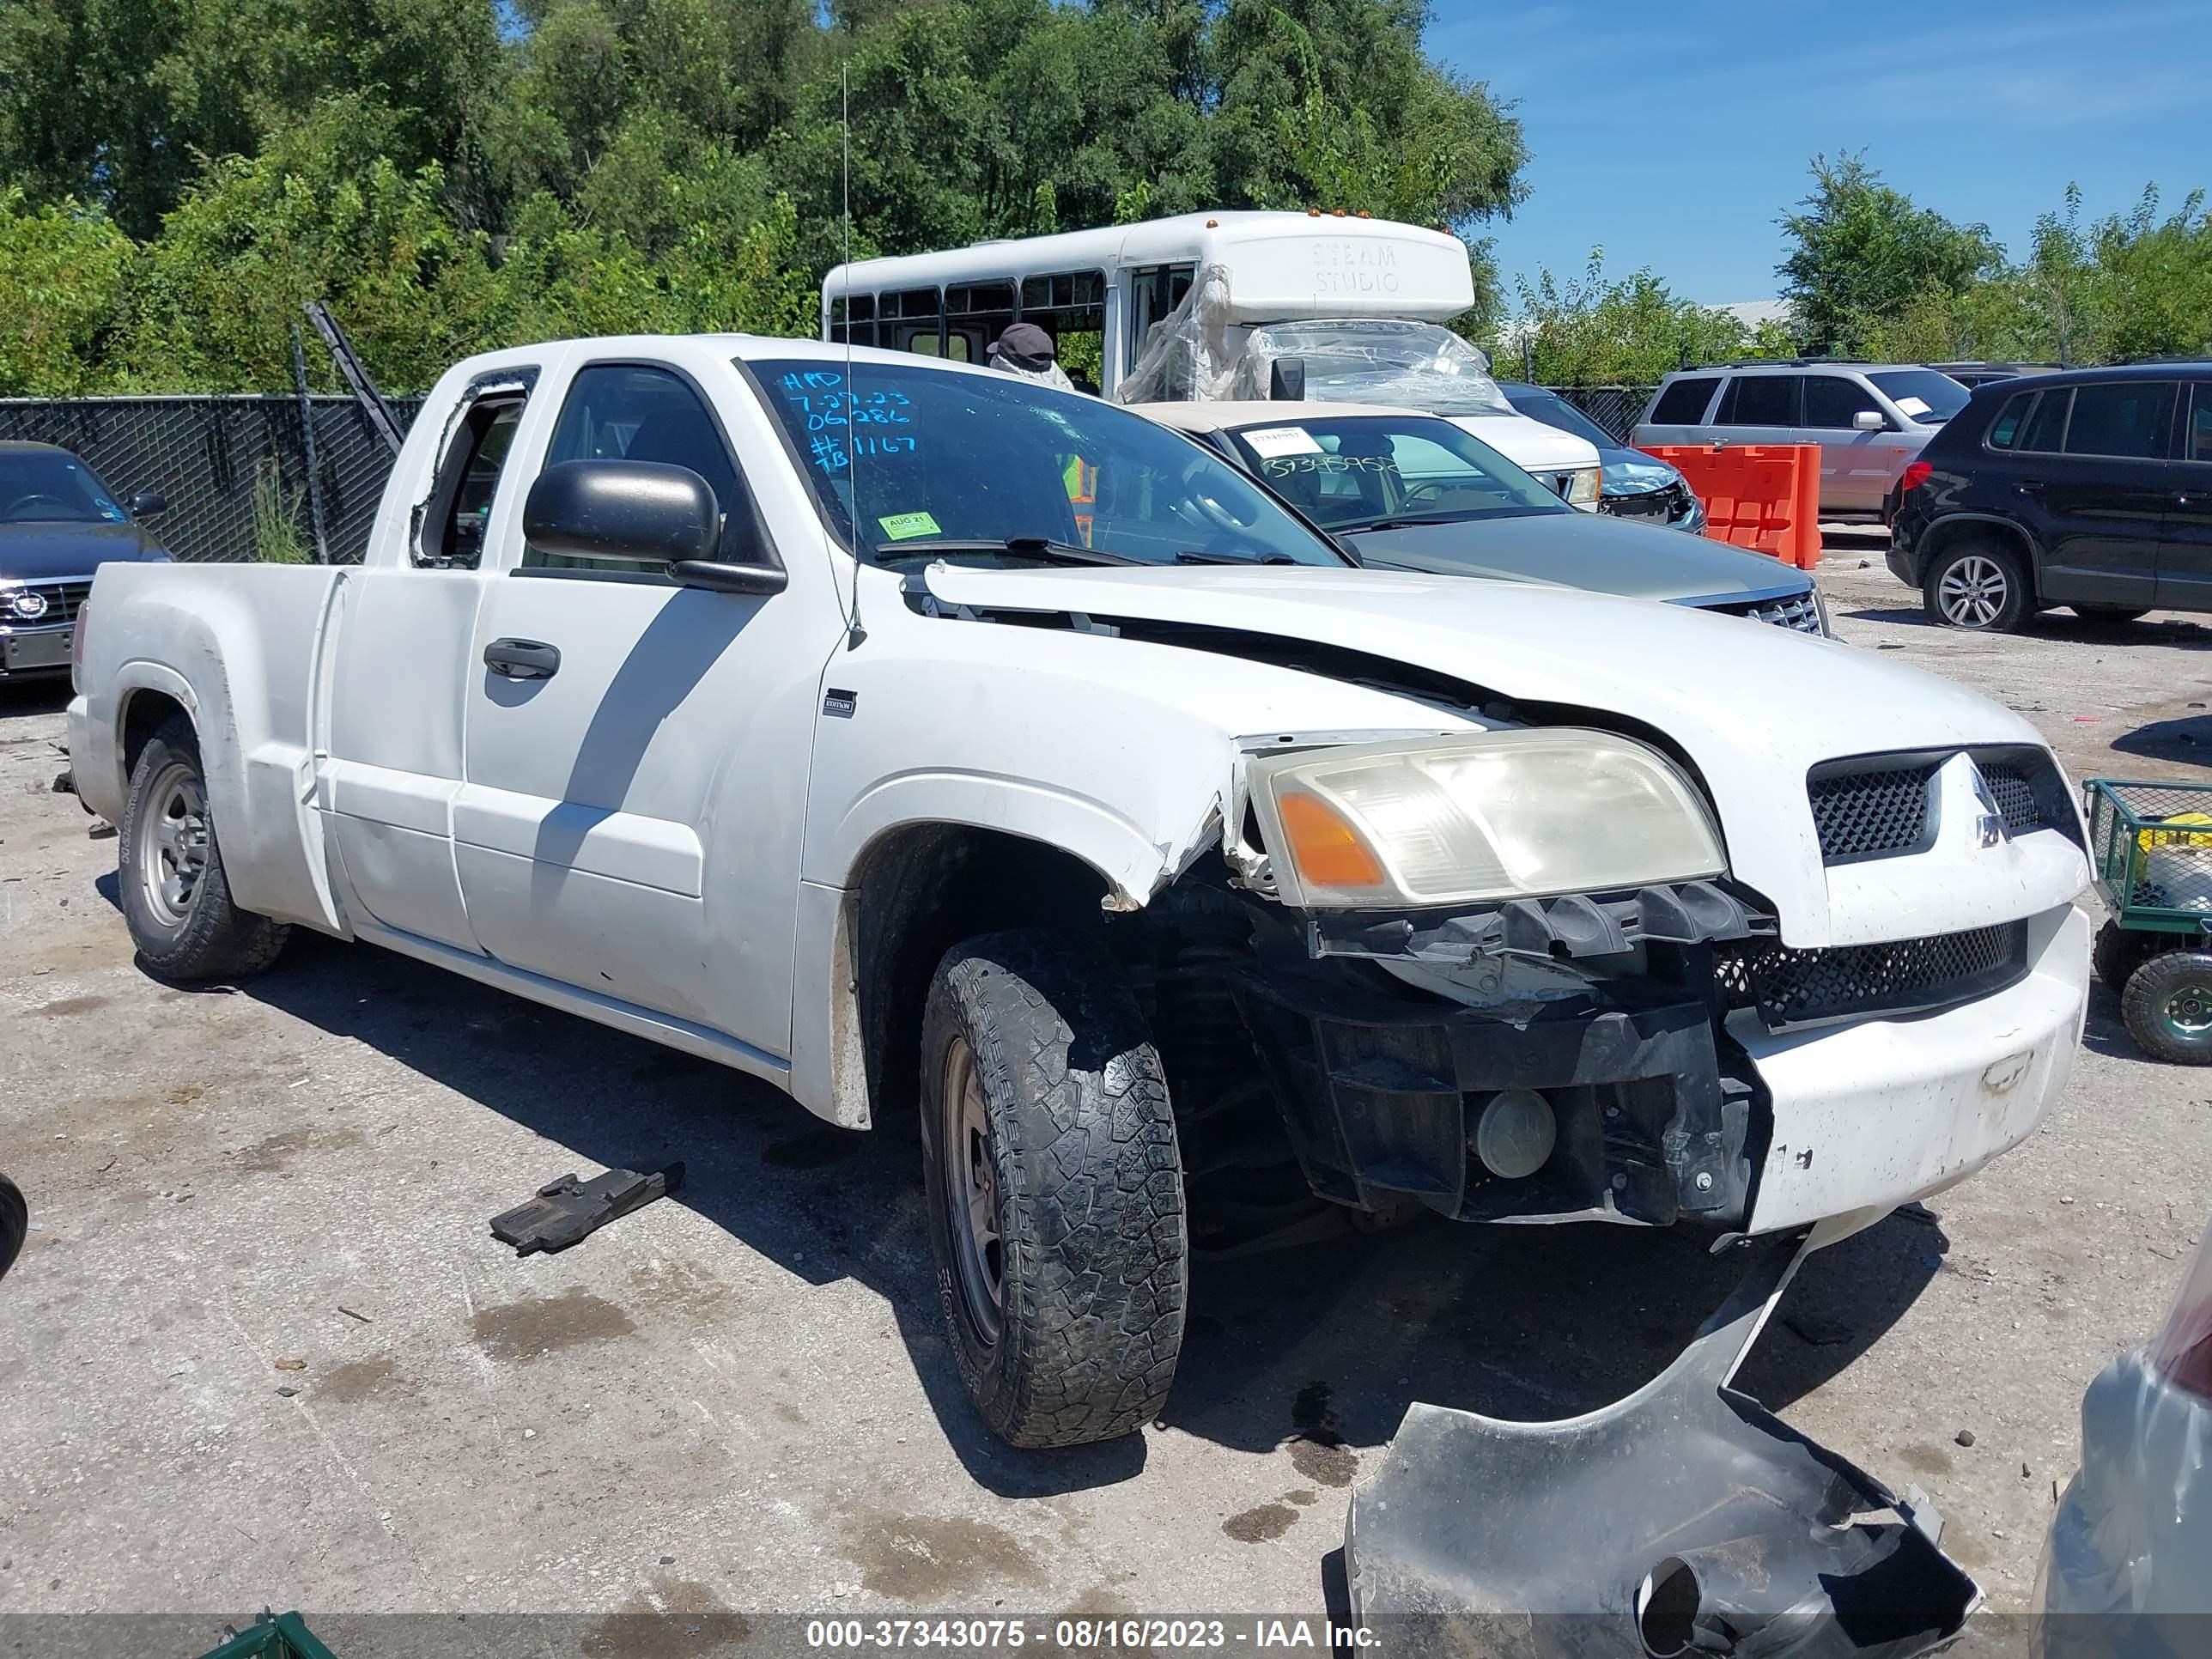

{"left": 82, "top": 562, "right": 349, "bottom": 933}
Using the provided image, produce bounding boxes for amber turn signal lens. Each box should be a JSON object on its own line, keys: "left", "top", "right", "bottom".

{"left": 1277, "top": 791, "right": 1386, "bottom": 890}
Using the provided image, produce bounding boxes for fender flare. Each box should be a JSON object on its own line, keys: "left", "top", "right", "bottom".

{"left": 788, "top": 772, "right": 1224, "bottom": 1128}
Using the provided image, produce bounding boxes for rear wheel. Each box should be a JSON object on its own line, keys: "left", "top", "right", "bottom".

{"left": 2093, "top": 920, "right": 2164, "bottom": 994}
{"left": 1923, "top": 540, "right": 2030, "bottom": 631}
{"left": 2121, "top": 951, "right": 2212, "bottom": 1066}
{"left": 919, "top": 930, "right": 1186, "bottom": 1447}
{"left": 118, "top": 718, "right": 290, "bottom": 981}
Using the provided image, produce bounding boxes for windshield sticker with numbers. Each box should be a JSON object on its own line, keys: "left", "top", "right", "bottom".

{"left": 1240, "top": 426, "right": 1324, "bottom": 459}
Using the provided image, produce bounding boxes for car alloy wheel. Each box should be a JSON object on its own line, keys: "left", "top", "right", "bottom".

{"left": 1936, "top": 554, "right": 2011, "bottom": 629}
{"left": 137, "top": 758, "right": 210, "bottom": 929}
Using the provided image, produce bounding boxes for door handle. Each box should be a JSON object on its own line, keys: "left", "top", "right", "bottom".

{"left": 484, "top": 637, "right": 561, "bottom": 680}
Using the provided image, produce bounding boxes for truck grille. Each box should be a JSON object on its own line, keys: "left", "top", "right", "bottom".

{"left": 1978, "top": 761, "right": 2047, "bottom": 838}
{"left": 1808, "top": 750, "right": 2063, "bottom": 863}
{"left": 1715, "top": 921, "right": 2031, "bottom": 1026}
{"left": 1808, "top": 761, "right": 1940, "bottom": 860}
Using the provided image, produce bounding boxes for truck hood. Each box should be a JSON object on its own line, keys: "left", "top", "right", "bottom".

{"left": 1443, "top": 412, "right": 1600, "bottom": 474}
{"left": 1349, "top": 511, "right": 1808, "bottom": 605}
{"left": 918, "top": 562, "right": 2069, "bottom": 944}
{"left": 0, "top": 521, "right": 161, "bottom": 581}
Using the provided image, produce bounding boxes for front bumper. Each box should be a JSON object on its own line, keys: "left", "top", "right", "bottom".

{"left": 1742, "top": 902, "right": 2086, "bottom": 1233}
{"left": 1347, "top": 1233, "right": 1979, "bottom": 1654}
{"left": 1234, "top": 900, "right": 2086, "bottom": 1236}
{"left": 0, "top": 620, "right": 73, "bottom": 677}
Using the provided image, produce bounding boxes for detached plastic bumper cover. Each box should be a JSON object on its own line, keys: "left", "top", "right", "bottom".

{"left": 1346, "top": 1237, "right": 1979, "bottom": 1656}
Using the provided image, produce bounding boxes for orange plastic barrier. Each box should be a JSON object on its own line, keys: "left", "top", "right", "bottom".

{"left": 1638, "top": 443, "right": 1822, "bottom": 569}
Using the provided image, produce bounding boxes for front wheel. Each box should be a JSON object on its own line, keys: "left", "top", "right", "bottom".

{"left": 920, "top": 930, "right": 1187, "bottom": 1447}
{"left": 118, "top": 718, "right": 290, "bottom": 981}
{"left": 1923, "top": 541, "right": 2031, "bottom": 631}
{"left": 2121, "top": 951, "right": 2212, "bottom": 1066}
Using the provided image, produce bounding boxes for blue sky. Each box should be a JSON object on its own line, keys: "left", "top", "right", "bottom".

{"left": 1427, "top": 0, "right": 2212, "bottom": 307}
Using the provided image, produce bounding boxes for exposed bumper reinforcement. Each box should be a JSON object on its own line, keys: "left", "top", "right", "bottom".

{"left": 1345, "top": 1233, "right": 1979, "bottom": 1656}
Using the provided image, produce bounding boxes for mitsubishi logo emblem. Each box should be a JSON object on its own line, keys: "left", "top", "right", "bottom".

{"left": 1966, "top": 762, "right": 2008, "bottom": 848}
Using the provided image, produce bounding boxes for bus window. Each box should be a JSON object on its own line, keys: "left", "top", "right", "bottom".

{"left": 884, "top": 287, "right": 944, "bottom": 356}
{"left": 1127, "top": 264, "right": 1195, "bottom": 374}
{"left": 829, "top": 294, "right": 877, "bottom": 348}
{"left": 946, "top": 281, "right": 1017, "bottom": 367}
{"left": 1018, "top": 270, "right": 1107, "bottom": 392}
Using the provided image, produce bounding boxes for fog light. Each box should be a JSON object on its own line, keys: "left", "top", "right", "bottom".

{"left": 1473, "top": 1088, "right": 1556, "bottom": 1180}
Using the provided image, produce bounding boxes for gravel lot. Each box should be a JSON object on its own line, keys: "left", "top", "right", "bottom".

{"left": 3, "top": 541, "right": 2209, "bottom": 1642}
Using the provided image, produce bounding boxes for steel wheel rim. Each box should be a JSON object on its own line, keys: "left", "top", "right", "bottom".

{"left": 940, "top": 1036, "right": 1004, "bottom": 1346}
{"left": 2165, "top": 982, "right": 2212, "bottom": 1039}
{"left": 1938, "top": 556, "right": 2008, "bottom": 627}
{"left": 137, "top": 761, "right": 210, "bottom": 930}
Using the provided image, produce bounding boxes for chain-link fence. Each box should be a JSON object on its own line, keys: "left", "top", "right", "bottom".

{"left": 1540, "top": 386, "right": 1657, "bottom": 444}
{"left": 0, "top": 395, "right": 422, "bottom": 564}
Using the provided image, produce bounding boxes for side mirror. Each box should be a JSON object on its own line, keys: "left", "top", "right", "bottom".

{"left": 128, "top": 490, "right": 167, "bottom": 517}
{"left": 1269, "top": 357, "right": 1307, "bottom": 401}
{"left": 1852, "top": 410, "right": 1885, "bottom": 432}
{"left": 520, "top": 460, "right": 788, "bottom": 596}
{"left": 523, "top": 460, "right": 716, "bottom": 565}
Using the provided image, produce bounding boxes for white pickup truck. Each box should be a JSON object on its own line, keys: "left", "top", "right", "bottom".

{"left": 70, "top": 334, "right": 2090, "bottom": 1456}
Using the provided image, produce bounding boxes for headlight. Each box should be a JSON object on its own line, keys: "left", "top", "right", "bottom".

{"left": 1814, "top": 589, "right": 1833, "bottom": 637}
{"left": 1248, "top": 729, "right": 1725, "bottom": 909}
{"left": 1566, "top": 465, "right": 1601, "bottom": 507}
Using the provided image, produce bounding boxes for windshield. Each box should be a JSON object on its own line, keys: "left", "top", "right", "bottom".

{"left": 752, "top": 357, "right": 1350, "bottom": 568}
{"left": 1230, "top": 320, "right": 1516, "bottom": 416}
{"left": 1504, "top": 390, "right": 1617, "bottom": 451}
{"left": 1869, "top": 370, "right": 1970, "bottom": 425}
{"left": 0, "top": 452, "right": 128, "bottom": 525}
{"left": 1224, "top": 415, "right": 1570, "bottom": 531}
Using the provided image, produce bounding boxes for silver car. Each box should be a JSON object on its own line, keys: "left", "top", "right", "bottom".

{"left": 2036, "top": 1212, "right": 2212, "bottom": 1656}
{"left": 1633, "top": 362, "right": 1972, "bottom": 520}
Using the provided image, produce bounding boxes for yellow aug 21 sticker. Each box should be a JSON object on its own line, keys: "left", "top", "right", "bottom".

{"left": 878, "top": 511, "right": 942, "bottom": 541}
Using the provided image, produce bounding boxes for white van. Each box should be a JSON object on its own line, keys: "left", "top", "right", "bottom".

{"left": 821, "top": 210, "right": 1603, "bottom": 507}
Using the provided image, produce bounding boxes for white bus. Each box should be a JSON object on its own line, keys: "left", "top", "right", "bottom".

{"left": 820, "top": 210, "right": 1602, "bottom": 506}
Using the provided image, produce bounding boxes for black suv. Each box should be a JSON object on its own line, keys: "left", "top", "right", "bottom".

{"left": 1889, "top": 365, "right": 2212, "bottom": 629}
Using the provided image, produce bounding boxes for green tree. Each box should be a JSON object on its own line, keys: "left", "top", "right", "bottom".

{"left": 1504, "top": 251, "right": 1747, "bottom": 385}
{"left": 1777, "top": 153, "right": 2002, "bottom": 356}
{"left": 0, "top": 187, "right": 136, "bottom": 393}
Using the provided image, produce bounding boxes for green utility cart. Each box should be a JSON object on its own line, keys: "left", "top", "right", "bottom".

{"left": 2084, "top": 778, "right": 2212, "bottom": 1065}
{"left": 198, "top": 1613, "right": 338, "bottom": 1659}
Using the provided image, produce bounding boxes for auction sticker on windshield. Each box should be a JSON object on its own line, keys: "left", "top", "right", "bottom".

{"left": 1894, "top": 396, "right": 1931, "bottom": 417}
{"left": 878, "top": 511, "right": 943, "bottom": 541}
{"left": 1240, "top": 427, "right": 1323, "bottom": 459}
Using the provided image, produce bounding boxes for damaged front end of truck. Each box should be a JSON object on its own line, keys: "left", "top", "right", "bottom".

{"left": 1131, "top": 727, "right": 2030, "bottom": 1656}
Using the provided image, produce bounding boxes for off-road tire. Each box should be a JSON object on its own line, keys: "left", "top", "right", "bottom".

{"left": 2093, "top": 919, "right": 2163, "bottom": 994}
{"left": 1923, "top": 540, "right": 2031, "bottom": 632}
{"left": 118, "top": 718, "right": 290, "bottom": 981}
{"left": 2074, "top": 605, "right": 2150, "bottom": 624}
{"left": 2120, "top": 950, "right": 2212, "bottom": 1066}
{"left": 920, "top": 930, "right": 1186, "bottom": 1448}
{"left": 0, "top": 1174, "right": 25, "bottom": 1282}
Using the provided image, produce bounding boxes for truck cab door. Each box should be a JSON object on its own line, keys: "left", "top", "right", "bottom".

{"left": 323, "top": 366, "right": 542, "bottom": 952}
{"left": 453, "top": 356, "right": 829, "bottom": 1060}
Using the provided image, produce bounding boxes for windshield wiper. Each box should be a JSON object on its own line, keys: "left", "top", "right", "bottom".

{"left": 1338, "top": 511, "right": 1486, "bottom": 532}
{"left": 871, "top": 537, "right": 1140, "bottom": 568}
{"left": 1173, "top": 549, "right": 1305, "bottom": 566}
